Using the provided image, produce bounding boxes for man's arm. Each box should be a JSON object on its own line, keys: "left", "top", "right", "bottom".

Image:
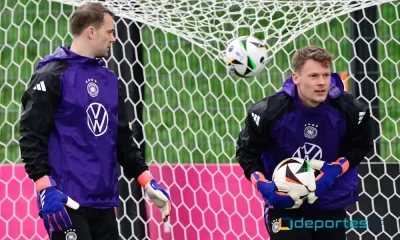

{"left": 236, "top": 98, "right": 272, "bottom": 180}
{"left": 341, "top": 95, "right": 374, "bottom": 168}
{"left": 236, "top": 96, "right": 305, "bottom": 209}
{"left": 20, "top": 67, "right": 79, "bottom": 229}
{"left": 19, "top": 71, "right": 61, "bottom": 181}
{"left": 116, "top": 80, "right": 149, "bottom": 179}
{"left": 307, "top": 95, "right": 374, "bottom": 204}
{"left": 117, "top": 81, "right": 171, "bottom": 222}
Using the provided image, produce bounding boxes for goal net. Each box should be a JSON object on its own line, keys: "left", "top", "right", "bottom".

{"left": 1, "top": 0, "right": 399, "bottom": 239}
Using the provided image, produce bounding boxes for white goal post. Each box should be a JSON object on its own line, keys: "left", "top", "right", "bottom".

{"left": 0, "top": 0, "right": 399, "bottom": 240}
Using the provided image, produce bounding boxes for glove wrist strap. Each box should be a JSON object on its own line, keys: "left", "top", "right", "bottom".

{"left": 336, "top": 157, "right": 350, "bottom": 176}
{"left": 250, "top": 171, "right": 268, "bottom": 189}
{"left": 137, "top": 171, "right": 153, "bottom": 188}
{"left": 35, "top": 176, "right": 56, "bottom": 192}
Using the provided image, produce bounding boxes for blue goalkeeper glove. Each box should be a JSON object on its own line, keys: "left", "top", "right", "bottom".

{"left": 307, "top": 157, "right": 350, "bottom": 204}
{"left": 251, "top": 171, "right": 303, "bottom": 209}
{"left": 138, "top": 171, "right": 171, "bottom": 222}
{"left": 36, "top": 176, "right": 80, "bottom": 232}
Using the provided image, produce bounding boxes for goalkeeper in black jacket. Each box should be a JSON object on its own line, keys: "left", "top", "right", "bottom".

{"left": 236, "top": 46, "right": 373, "bottom": 240}
{"left": 19, "top": 3, "right": 171, "bottom": 240}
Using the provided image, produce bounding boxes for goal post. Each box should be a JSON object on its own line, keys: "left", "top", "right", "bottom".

{"left": 1, "top": 0, "right": 400, "bottom": 240}
{"left": 350, "top": 5, "right": 381, "bottom": 162}
{"left": 108, "top": 15, "right": 149, "bottom": 238}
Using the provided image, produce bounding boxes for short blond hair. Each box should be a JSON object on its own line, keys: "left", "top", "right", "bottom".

{"left": 292, "top": 46, "right": 333, "bottom": 72}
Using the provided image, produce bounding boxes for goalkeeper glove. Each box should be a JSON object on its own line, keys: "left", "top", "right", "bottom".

{"left": 138, "top": 171, "right": 171, "bottom": 222}
{"left": 35, "top": 176, "right": 80, "bottom": 232}
{"left": 251, "top": 171, "right": 303, "bottom": 209}
{"left": 307, "top": 157, "right": 350, "bottom": 204}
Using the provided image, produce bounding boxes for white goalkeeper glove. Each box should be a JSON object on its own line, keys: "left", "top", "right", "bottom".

{"left": 138, "top": 171, "right": 171, "bottom": 222}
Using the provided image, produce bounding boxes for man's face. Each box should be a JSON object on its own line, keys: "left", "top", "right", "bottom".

{"left": 292, "top": 59, "right": 331, "bottom": 107}
{"left": 92, "top": 13, "right": 115, "bottom": 58}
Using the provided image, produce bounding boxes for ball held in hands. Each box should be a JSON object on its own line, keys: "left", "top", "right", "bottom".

{"left": 251, "top": 171, "right": 303, "bottom": 209}
{"left": 272, "top": 158, "right": 318, "bottom": 206}
{"left": 307, "top": 157, "right": 349, "bottom": 204}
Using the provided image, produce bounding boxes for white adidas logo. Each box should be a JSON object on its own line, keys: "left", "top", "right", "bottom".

{"left": 358, "top": 112, "right": 365, "bottom": 124}
{"left": 251, "top": 112, "right": 260, "bottom": 126}
{"left": 33, "top": 81, "right": 46, "bottom": 91}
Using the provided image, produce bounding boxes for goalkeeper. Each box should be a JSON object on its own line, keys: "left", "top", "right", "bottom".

{"left": 19, "top": 3, "right": 171, "bottom": 240}
{"left": 236, "top": 46, "right": 373, "bottom": 240}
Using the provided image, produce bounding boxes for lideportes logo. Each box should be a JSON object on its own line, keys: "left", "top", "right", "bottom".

{"left": 273, "top": 217, "right": 389, "bottom": 232}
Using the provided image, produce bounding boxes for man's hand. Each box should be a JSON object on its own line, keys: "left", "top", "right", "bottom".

{"left": 307, "top": 157, "right": 349, "bottom": 204}
{"left": 36, "top": 176, "right": 79, "bottom": 232}
{"left": 251, "top": 171, "right": 303, "bottom": 209}
{"left": 138, "top": 171, "right": 171, "bottom": 222}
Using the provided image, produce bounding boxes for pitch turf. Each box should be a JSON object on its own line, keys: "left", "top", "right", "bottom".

{"left": 0, "top": 1, "right": 399, "bottom": 164}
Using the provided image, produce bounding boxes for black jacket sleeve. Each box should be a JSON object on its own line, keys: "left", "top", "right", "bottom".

{"left": 116, "top": 80, "right": 149, "bottom": 179}
{"left": 339, "top": 94, "right": 374, "bottom": 168}
{"left": 236, "top": 98, "right": 274, "bottom": 180}
{"left": 19, "top": 71, "right": 61, "bottom": 181}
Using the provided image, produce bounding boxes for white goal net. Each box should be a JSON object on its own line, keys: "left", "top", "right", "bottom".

{"left": 1, "top": 0, "right": 399, "bottom": 239}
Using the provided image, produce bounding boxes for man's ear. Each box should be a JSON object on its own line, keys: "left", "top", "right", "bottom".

{"left": 87, "top": 26, "right": 96, "bottom": 39}
{"left": 292, "top": 72, "right": 300, "bottom": 85}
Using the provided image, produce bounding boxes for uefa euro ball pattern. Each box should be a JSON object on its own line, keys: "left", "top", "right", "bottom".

{"left": 225, "top": 36, "right": 268, "bottom": 78}
{"left": 272, "top": 158, "right": 317, "bottom": 200}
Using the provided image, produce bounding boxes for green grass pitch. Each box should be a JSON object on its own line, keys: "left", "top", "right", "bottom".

{"left": 0, "top": 1, "right": 399, "bottom": 164}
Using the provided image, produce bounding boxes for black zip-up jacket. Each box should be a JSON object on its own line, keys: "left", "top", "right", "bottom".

{"left": 236, "top": 73, "right": 373, "bottom": 210}
{"left": 19, "top": 46, "right": 148, "bottom": 208}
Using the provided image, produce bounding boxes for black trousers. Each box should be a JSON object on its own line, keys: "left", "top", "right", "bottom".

{"left": 265, "top": 206, "right": 347, "bottom": 240}
{"left": 49, "top": 207, "right": 119, "bottom": 240}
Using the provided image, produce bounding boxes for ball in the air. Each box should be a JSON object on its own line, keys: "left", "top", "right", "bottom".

{"left": 224, "top": 36, "right": 268, "bottom": 78}
{"left": 272, "top": 158, "right": 317, "bottom": 200}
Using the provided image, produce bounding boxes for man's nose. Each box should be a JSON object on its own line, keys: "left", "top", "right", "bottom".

{"left": 317, "top": 76, "right": 327, "bottom": 85}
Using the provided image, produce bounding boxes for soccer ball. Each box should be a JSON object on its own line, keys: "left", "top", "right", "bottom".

{"left": 272, "top": 158, "right": 317, "bottom": 200}
{"left": 224, "top": 36, "right": 268, "bottom": 78}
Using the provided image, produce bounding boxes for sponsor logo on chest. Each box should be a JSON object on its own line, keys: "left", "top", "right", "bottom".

{"left": 86, "top": 102, "right": 109, "bottom": 136}
{"left": 83, "top": 78, "right": 109, "bottom": 136}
